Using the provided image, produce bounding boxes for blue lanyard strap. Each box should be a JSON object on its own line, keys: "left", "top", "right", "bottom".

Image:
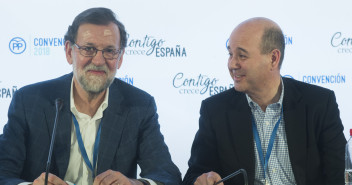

{"left": 251, "top": 106, "right": 283, "bottom": 180}
{"left": 72, "top": 114, "right": 102, "bottom": 179}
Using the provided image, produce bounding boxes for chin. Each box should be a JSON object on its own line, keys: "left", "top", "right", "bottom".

{"left": 234, "top": 84, "right": 245, "bottom": 92}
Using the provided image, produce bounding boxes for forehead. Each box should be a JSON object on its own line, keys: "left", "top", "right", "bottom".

{"left": 228, "top": 24, "right": 263, "bottom": 51}
{"left": 76, "top": 23, "right": 120, "bottom": 45}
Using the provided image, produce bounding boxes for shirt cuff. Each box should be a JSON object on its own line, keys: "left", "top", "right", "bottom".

{"left": 140, "top": 178, "right": 157, "bottom": 185}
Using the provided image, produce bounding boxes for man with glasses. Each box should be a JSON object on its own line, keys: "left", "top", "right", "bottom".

{"left": 0, "top": 7, "right": 181, "bottom": 185}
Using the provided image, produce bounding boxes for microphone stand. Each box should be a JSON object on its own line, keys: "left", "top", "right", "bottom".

{"left": 44, "top": 99, "right": 63, "bottom": 185}
{"left": 214, "top": 169, "right": 248, "bottom": 185}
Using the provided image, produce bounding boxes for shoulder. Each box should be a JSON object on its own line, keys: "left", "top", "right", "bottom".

{"left": 283, "top": 77, "right": 335, "bottom": 105}
{"left": 110, "top": 78, "right": 154, "bottom": 104}
{"left": 201, "top": 88, "right": 244, "bottom": 111}
{"left": 204, "top": 88, "right": 236, "bottom": 103}
{"left": 17, "top": 73, "right": 72, "bottom": 94}
{"left": 7, "top": 73, "right": 72, "bottom": 112}
{"left": 283, "top": 77, "right": 333, "bottom": 95}
{"left": 15, "top": 73, "right": 72, "bottom": 100}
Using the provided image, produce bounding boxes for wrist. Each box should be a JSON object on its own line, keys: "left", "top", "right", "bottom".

{"left": 129, "top": 179, "right": 146, "bottom": 185}
{"left": 137, "top": 179, "right": 150, "bottom": 185}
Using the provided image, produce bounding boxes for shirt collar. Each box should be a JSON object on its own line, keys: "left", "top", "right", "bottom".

{"left": 70, "top": 77, "right": 109, "bottom": 118}
{"left": 246, "top": 77, "right": 284, "bottom": 110}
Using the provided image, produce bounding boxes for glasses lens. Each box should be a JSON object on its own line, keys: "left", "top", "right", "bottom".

{"left": 81, "top": 47, "right": 96, "bottom": 57}
{"left": 103, "top": 50, "right": 120, "bottom": 59}
{"left": 75, "top": 44, "right": 120, "bottom": 59}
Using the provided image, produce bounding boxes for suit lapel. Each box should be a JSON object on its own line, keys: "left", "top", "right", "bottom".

{"left": 227, "top": 92, "right": 255, "bottom": 184}
{"left": 283, "top": 78, "right": 307, "bottom": 185}
{"left": 43, "top": 73, "right": 73, "bottom": 179}
{"left": 53, "top": 102, "right": 73, "bottom": 178}
{"left": 97, "top": 81, "right": 129, "bottom": 174}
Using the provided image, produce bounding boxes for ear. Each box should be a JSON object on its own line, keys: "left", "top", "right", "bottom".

{"left": 117, "top": 49, "right": 125, "bottom": 69}
{"left": 65, "top": 41, "right": 74, "bottom": 65}
{"left": 270, "top": 49, "right": 281, "bottom": 69}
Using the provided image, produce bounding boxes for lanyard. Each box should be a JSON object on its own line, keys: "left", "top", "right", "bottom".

{"left": 251, "top": 106, "right": 283, "bottom": 181}
{"left": 72, "top": 115, "right": 102, "bottom": 179}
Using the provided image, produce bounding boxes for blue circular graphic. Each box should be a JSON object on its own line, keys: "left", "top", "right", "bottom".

{"left": 9, "top": 37, "right": 26, "bottom": 54}
{"left": 283, "top": 75, "right": 294, "bottom": 79}
{"left": 226, "top": 38, "right": 229, "bottom": 48}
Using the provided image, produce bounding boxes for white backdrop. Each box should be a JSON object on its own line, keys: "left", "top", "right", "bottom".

{"left": 1, "top": 0, "right": 351, "bottom": 177}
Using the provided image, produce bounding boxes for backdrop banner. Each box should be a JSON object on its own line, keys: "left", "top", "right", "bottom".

{"left": 1, "top": 0, "right": 351, "bottom": 176}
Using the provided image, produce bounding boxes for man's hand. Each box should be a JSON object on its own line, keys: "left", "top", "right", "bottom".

{"left": 93, "top": 170, "right": 143, "bottom": 185}
{"left": 194, "top": 171, "right": 223, "bottom": 185}
{"left": 33, "top": 172, "right": 68, "bottom": 185}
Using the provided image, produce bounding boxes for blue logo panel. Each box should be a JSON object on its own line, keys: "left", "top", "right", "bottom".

{"left": 9, "top": 37, "right": 26, "bottom": 54}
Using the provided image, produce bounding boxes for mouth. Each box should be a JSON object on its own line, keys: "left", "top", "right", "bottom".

{"left": 234, "top": 75, "right": 244, "bottom": 80}
{"left": 87, "top": 70, "right": 107, "bottom": 76}
{"left": 231, "top": 70, "right": 244, "bottom": 80}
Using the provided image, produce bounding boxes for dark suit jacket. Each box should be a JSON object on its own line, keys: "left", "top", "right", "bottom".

{"left": 0, "top": 73, "right": 181, "bottom": 185}
{"left": 182, "top": 77, "right": 346, "bottom": 185}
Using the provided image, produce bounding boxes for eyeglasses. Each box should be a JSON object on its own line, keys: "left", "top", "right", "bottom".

{"left": 73, "top": 43, "right": 121, "bottom": 60}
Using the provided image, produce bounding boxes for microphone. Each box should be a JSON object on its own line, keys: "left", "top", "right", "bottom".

{"left": 214, "top": 169, "right": 248, "bottom": 185}
{"left": 45, "top": 98, "right": 63, "bottom": 185}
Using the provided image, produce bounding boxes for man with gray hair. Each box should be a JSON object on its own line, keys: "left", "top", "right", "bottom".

{"left": 0, "top": 7, "right": 181, "bottom": 185}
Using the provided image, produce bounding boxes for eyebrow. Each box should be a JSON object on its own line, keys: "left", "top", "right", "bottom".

{"left": 227, "top": 46, "right": 249, "bottom": 55}
{"left": 81, "top": 42, "right": 95, "bottom": 46}
{"left": 236, "top": 47, "right": 249, "bottom": 54}
{"left": 81, "top": 42, "right": 117, "bottom": 49}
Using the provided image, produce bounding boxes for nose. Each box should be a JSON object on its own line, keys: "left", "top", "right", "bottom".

{"left": 228, "top": 55, "right": 240, "bottom": 69}
{"left": 91, "top": 50, "right": 106, "bottom": 66}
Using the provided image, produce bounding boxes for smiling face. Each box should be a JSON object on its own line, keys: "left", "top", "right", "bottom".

{"left": 227, "top": 21, "right": 274, "bottom": 95}
{"left": 65, "top": 22, "right": 124, "bottom": 95}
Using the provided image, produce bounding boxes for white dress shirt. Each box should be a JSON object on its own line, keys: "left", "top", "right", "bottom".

{"left": 64, "top": 79, "right": 109, "bottom": 184}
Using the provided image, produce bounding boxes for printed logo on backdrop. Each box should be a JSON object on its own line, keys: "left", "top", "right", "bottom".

{"left": 0, "top": 82, "right": 17, "bottom": 99}
{"left": 117, "top": 75, "right": 134, "bottom": 85}
{"left": 331, "top": 32, "right": 352, "bottom": 54}
{"left": 32, "top": 37, "right": 64, "bottom": 56}
{"left": 125, "top": 34, "right": 187, "bottom": 58}
{"left": 225, "top": 34, "right": 293, "bottom": 48}
{"left": 9, "top": 36, "right": 64, "bottom": 56}
{"left": 9, "top": 37, "right": 26, "bottom": 54}
{"left": 302, "top": 74, "right": 346, "bottom": 84}
{"left": 172, "top": 72, "right": 233, "bottom": 96}
{"left": 283, "top": 74, "right": 346, "bottom": 85}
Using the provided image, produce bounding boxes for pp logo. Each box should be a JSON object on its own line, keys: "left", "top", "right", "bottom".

{"left": 9, "top": 37, "right": 26, "bottom": 54}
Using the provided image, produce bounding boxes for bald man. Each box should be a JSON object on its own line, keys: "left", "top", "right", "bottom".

{"left": 182, "top": 17, "right": 346, "bottom": 185}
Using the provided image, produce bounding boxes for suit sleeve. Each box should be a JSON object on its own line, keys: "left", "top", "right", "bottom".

{"left": 182, "top": 100, "right": 221, "bottom": 185}
{"left": 137, "top": 97, "right": 182, "bottom": 185}
{"left": 0, "top": 89, "right": 27, "bottom": 184}
{"left": 320, "top": 91, "right": 346, "bottom": 184}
